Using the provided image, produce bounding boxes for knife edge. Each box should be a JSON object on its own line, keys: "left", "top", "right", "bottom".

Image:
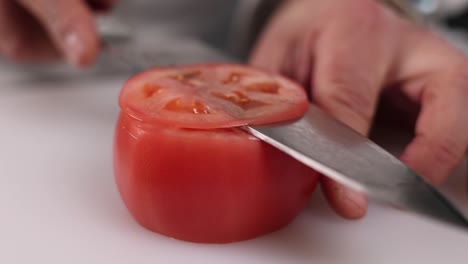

{"left": 245, "top": 125, "right": 366, "bottom": 193}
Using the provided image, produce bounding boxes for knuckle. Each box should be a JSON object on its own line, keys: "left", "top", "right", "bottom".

{"left": 354, "top": 1, "right": 381, "bottom": 25}
{"left": 315, "top": 73, "right": 376, "bottom": 124}
{"left": 421, "top": 60, "right": 468, "bottom": 103}
{"left": 451, "top": 61, "right": 468, "bottom": 91}
{"left": 427, "top": 136, "right": 463, "bottom": 169}
{"left": 344, "top": 0, "right": 383, "bottom": 30}
{"left": 421, "top": 84, "right": 438, "bottom": 105}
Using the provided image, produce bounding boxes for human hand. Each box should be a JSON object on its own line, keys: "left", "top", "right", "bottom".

{"left": 250, "top": 0, "right": 468, "bottom": 219}
{"left": 0, "top": 0, "right": 115, "bottom": 67}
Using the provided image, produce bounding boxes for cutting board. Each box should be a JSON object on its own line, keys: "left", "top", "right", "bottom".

{"left": 1, "top": 62, "right": 467, "bottom": 264}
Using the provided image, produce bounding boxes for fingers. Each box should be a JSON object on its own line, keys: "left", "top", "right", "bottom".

{"left": 249, "top": 0, "right": 318, "bottom": 76}
{"left": 320, "top": 178, "right": 368, "bottom": 219}
{"left": 313, "top": 9, "right": 391, "bottom": 135}
{"left": 387, "top": 24, "right": 468, "bottom": 185}
{"left": 248, "top": 25, "right": 291, "bottom": 74}
{"left": 18, "top": 0, "right": 99, "bottom": 67}
{"left": 399, "top": 67, "right": 468, "bottom": 185}
{"left": 312, "top": 2, "right": 398, "bottom": 219}
{"left": 249, "top": 28, "right": 316, "bottom": 91}
{"left": 0, "top": 1, "right": 59, "bottom": 62}
{"left": 287, "top": 33, "right": 316, "bottom": 89}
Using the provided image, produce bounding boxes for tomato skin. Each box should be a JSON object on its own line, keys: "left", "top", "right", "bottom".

{"left": 114, "top": 113, "right": 320, "bottom": 243}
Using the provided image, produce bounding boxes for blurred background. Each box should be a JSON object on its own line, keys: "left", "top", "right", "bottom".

{"left": 4, "top": 0, "right": 468, "bottom": 73}
{"left": 106, "top": 0, "right": 468, "bottom": 59}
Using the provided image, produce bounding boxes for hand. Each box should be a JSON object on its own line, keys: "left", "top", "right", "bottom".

{"left": 250, "top": 0, "right": 468, "bottom": 219}
{"left": 0, "top": 0, "right": 115, "bottom": 67}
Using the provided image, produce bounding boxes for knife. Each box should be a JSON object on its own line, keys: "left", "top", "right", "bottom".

{"left": 245, "top": 106, "right": 468, "bottom": 230}
{"left": 98, "top": 16, "right": 468, "bottom": 231}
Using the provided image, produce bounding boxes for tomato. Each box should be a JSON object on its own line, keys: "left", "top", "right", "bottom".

{"left": 119, "top": 64, "right": 309, "bottom": 129}
{"left": 114, "top": 64, "right": 320, "bottom": 243}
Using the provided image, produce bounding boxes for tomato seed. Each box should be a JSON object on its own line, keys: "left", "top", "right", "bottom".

{"left": 211, "top": 91, "right": 268, "bottom": 110}
{"left": 143, "top": 83, "right": 161, "bottom": 98}
{"left": 244, "top": 82, "right": 279, "bottom": 94}
{"left": 164, "top": 98, "right": 211, "bottom": 114}
{"left": 170, "top": 71, "right": 201, "bottom": 82}
{"left": 222, "top": 72, "right": 242, "bottom": 84}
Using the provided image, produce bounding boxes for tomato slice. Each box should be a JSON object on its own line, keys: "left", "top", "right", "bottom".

{"left": 119, "top": 64, "right": 308, "bottom": 129}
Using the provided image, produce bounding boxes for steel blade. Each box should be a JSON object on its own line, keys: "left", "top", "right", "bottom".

{"left": 246, "top": 104, "right": 468, "bottom": 230}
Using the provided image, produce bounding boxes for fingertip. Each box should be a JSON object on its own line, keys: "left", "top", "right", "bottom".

{"left": 19, "top": 0, "right": 100, "bottom": 68}
{"left": 337, "top": 192, "right": 368, "bottom": 220}
{"left": 62, "top": 25, "right": 99, "bottom": 68}
{"left": 321, "top": 178, "right": 368, "bottom": 220}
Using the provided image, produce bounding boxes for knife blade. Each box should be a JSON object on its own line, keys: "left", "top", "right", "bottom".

{"left": 245, "top": 104, "right": 468, "bottom": 230}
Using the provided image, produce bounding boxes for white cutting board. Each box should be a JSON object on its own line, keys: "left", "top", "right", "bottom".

{"left": 0, "top": 62, "right": 467, "bottom": 264}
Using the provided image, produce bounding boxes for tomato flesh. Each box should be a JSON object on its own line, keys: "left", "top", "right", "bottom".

{"left": 119, "top": 64, "right": 309, "bottom": 129}
{"left": 114, "top": 113, "right": 320, "bottom": 243}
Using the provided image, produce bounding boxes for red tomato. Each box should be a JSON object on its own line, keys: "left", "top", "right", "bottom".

{"left": 119, "top": 64, "right": 309, "bottom": 129}
{"left": 114, "top": 64, "right": 320, "bottom": 243}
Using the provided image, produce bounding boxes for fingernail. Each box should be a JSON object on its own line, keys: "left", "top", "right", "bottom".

{"left": 64, "top": 31, "right": 85, "bottom": 66}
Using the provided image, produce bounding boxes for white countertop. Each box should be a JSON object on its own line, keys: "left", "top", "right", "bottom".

{"left": 1, "top": 62, "right": 467, "bottom": 264}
